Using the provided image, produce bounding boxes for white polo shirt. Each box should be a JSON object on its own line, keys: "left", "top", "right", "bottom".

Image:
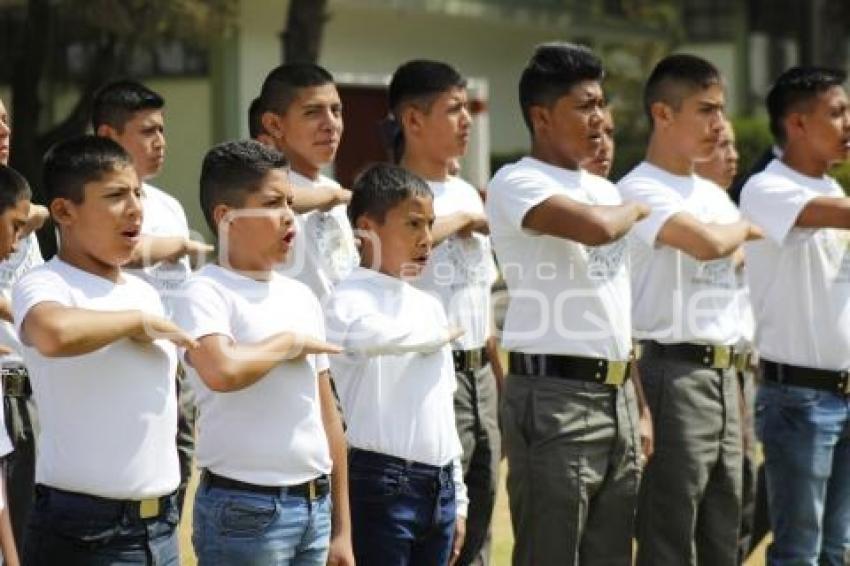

{"left": 12, "top": 258, "right": 179, "bottom": 499}
{"left": 276, "top": 171, "right": 359, "bottom": 303}
{"left": 414, "top": 176, "right": 498, "bottom": 351}
{"left": 485, "top": 157, "right": 632, "bottom": 359}
{"left": 325, "top": 266, "right": 468, "bottom": 516}
{"left": 174, "top": 264, "right": 332, "bottom": 486}
{"left": 741, "top": 159, "right": 850, "bottom": 369}
{"left": 618, "top": 162, "right": 742, "bottom": 345}
{"left": 125, "top": 183, "right": 191, "bottom": 315}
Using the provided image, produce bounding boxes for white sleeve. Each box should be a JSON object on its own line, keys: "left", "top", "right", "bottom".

{"left": 617, "top": 177, "right": 685, "bottom": 246}
{"left": 172, "top": 279, "right": 233, "bottom": 342}
{"left": 12, "top": 269, "right": 73, "bottom": 335}
{"left": 452, "top": 456, "right": 469, "bottom": 518}
{"left": 488, "top": 169, "right": 560, "bottom": 232}
{"left": 740, "top": 177, "right": 821, "bottom": 244}
{"left": 341, "top": 313, "right": 452, "bottom": 356}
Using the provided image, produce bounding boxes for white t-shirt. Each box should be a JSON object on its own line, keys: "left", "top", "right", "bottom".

{"left": 414, "top": 176, "right": 498, "bottom": 351}
{"left": 174, "top": 264, "right": 332, "bottom": 486}
{"left": 276, "top": 171, "right": 359, "bottom": 303}
{"left": 485, "top": 157, "right": 632, "bottom": 359}
{"left": 741, "top": 159, "right": 850, "bottom": 369}
{"left": 325, "top": 267, "right": 468, "bottom": 516}
{"left": 618, "top": 162, "right": 742, "bottom": 345}
{"left": 125, "top": 183, "right": 191, "bottom": 315}
{"left": 11, "top": 258, "right": 179, "bottom": 499}
{"left": 0, "top": 234, "right": 43, "bottom": 363}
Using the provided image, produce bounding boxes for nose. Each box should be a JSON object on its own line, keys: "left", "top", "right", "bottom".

{"left": 127, "top": 191, "right": 143, "bottom": 221}
{"left": 153, "top": 130, "right": 165, "bottom": 150}
{"left": 0, "top": 120, "right": 9, "bottom": 138}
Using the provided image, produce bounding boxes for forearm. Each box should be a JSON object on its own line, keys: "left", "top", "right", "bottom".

{"left": 701, "top": 221, "right": 751, "bottom": 259}
{"left": 126, "top": 235, "right": 187, "bottom": 267}
{"left": 0, "top": 473, "right": 19, "bottom": 566}
{"left": 485, "top": 336, "right": 504, "bottom": 395}
{"left": 432, "top": 213, "right": 472, "bottom": 246}
{"left": 320, "top": 372, "right": 351, "bottom": 539}
{"left": 26, "top": 308, "right": 142, "bottom": 357}
{"left": 194, "top": 332, "right": 306, "bottom": 392}
{"left": 587, "top": 203, "right": 644, "bottom": 246}
{"left": 291, "top": 185, "right": 346, "bottom": 214}
{"left": 0, "top": 298, "right": 11, "bottom": 323}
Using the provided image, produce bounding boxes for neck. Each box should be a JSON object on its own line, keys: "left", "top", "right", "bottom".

{"left": 781, "top": 143, "right": 828, "bottom": 178}
{"left": 645, "top": 135, "right": 694, "bottom": 176}
{"left": 400, "top": 152, "right": 451, "bottom": 181}
{"left": 289, "top": 156, "right": 321, "bottom": 182}
{"left": 57, "top": 245, "right": 120, "bottom": 282}
{"left": 530, "top": 139, "right": 580, "bottom": 171}
{"left": 218, "top": 252, "right": 273, "bottom": 281}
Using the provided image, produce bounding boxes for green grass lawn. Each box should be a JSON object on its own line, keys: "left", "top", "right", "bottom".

{"left": 177, "top": 463, "right": 768, "bottom": 565}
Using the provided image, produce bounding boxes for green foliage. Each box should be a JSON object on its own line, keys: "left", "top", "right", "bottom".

{"left": 730, "top": 116, "right": 772, "bottom": 177}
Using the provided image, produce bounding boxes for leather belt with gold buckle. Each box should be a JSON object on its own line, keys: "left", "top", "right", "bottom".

{"left": 452, "top": 348, "right": 487, "bottom": 373}
{"left": 640, "top": 341, "right": 736, "bottom": 370}
{"left": 2, "top": 364, "right": 31, "bottom": 398}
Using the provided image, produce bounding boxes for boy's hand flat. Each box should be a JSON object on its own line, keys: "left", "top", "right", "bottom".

{"left": 285, "top": 335, "right": 343, "bottom": 361}
{"left": 131, "top": 313, "right": 199, "bottom": 350}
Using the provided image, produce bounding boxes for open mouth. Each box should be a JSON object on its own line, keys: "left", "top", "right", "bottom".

{"left": 121, "top": 227, "right": 141, "bottom": 243}
{"left": 281, "top": 229, "right": 296, "bottom": 247}
{"left": 412, "top": 254, "right": 430, "bottom": 265}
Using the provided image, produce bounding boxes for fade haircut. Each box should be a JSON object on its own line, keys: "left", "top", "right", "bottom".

{"left": 643, "top": 54, "right": 721, "bottom": 128}
{"left": 0, "top": 165, "right": 32, "bottom": 214}
{"left": 348, "top": 163, "right": 432, "bottom": 226}
{"left": 248, "top": 96, "right": 267, "bottom": 139}
{"left": 766, "top": 66, "right": 847, "bottom": 145}
{"left": 199, "top": 139, "right": 289, "bottom": 233}
{"left": 43, "top": 136, "right": 133, "bottom": 205}
{"left": 519, "top": 42, "right": 604, "bottom": 134}
{"left": 259, "top": 63, "right": 335, "bottom": 116}
{"left": 387, "top": 60, "right": 467, "bottom": 161}
{"left": 91, "top": 80, "right": 164, "bottom": 132}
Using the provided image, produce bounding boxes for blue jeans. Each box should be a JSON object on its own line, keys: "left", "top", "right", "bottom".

{"left": 22, "top": 485, "right": 179, "bottom": 566}
{"left": 192, "top": 476, "right": 332, "bottom": 565}
{"left": 348, "top": 448, "right": 457, "bottom": 566}
{"left": 756, "top": 382, "right": 850, "bottom": 565}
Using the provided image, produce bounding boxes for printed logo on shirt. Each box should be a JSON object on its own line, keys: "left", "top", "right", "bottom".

{"left": 691, "top": 258, "right": 735, "bottom": 289}
{"left": 586, "top": 237, "right": 628, "bottom": 281}
{"left": 312, "top": 211, "right": 357, "bottom": 284}
{"left": 0, "top": 237, "right": 41, "bottom": 292}
{"left": 433, "top": 234, "right": 494, "bottom": 288}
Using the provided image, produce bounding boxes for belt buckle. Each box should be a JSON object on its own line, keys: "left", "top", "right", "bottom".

{"left": 308, "top": 480, "right": 317, "bottom": 501}
{"left": 605, "top": 360, "right": 627, "bottom": 386}
{"left": 139, "top": 497, "right": 160, "bottom": 519}
{"left": 734, "top": 351, "right": 750, "bottom": 372}
{"left": 469, "top": 349, "right": 482, "bottom": 370}
{"left": 711, "top": 345, "right": 732, "bottom": 369}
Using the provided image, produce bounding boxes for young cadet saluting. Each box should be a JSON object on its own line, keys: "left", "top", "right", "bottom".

{"left": 486, "top": 42, "right": 650, "bottom": 566}
{"left": 741, "top": 66, "right": 850, "bottom": 566}
{"left": 617, "top": 54, "right": 763, "bottom": 566}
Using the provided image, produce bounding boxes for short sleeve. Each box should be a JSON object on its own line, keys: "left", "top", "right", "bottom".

{"left": 487, "top": 169, "right": 560, "bottom": 232}
{"left": 617, "top": 176, "right": 685, "bottom": 246}
{"left": 740, "top": 175, "right": 821, "bottom": 244}
{"left": 12, "top": 268, "right": 73, "bottom": 335}
{"left": 172, "top": 277, "right": 233, "bottom": 342}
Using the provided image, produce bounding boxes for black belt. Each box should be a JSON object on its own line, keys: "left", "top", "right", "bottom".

{"left": 201, "top": 470, "right": 330, "bottom": 500}
{"left": 35, "top": 484, "right": 174, "bottom": 520}
{"left": 508, "top": 352, "right": 630, "bottom": 387}
{"left": 641, "top": 341, "right": 736, "bottom": 370}
{"left": 761, "top": 360, "right": 850, "bottom": 397}
{"left": 452, "top": 347, "right": 487, "bottom": 373}
{"left": 2, "top": 364, "right": 31, "bottom": 398}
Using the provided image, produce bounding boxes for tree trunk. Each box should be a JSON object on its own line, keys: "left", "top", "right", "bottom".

{"left": 281, "top": 0, "right": 328, "bottom": 64}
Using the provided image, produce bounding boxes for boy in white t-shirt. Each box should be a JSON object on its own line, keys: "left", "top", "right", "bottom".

{"left": 486, "top": 43, "right": 650, "bottom": 566}
{"left": 258, "top": 64, "right": 358, "bottom": 304}
{"left": 175, "top": 140, "right": 352, "bottom": 565}
{"left": 617, "top": 54, "right": 763, "bottom": 566}
{"left": 12, "top": 135, "right": 196, "bottom": 564}
{"left": 389, "top": 59, "right": 501, "bottom": 566}
{"left": 92, "top": 80, "right": 212, "bottom": 516}
{"left": 740, "top": 66, "right": 850, "bottom": 566}
{"left": 325, "top": 163, "right": 468, "bottom": 565}
{"left": 0, "top": 163, "right": 39, "bottom": 566}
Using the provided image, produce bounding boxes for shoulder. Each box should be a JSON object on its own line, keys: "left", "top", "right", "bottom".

{"left": 143, "top": 183, "right": 187, "bottom": 217}
{"left": 17, "top": 261, "right": 64, "bottom": 289}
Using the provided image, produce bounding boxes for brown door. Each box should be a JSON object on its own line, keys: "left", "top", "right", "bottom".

{"left": 335, "top": 84, "right": 392, "bottom": 189}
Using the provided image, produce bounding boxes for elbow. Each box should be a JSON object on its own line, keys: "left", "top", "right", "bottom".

{"left": 583, "top": 219, "right": 623, "bottom": 246}
{"left": 198, "top": 362, "right": 246, "bottom": 393}
{"left": 691, "top": 237, "right": 732, "bottom": 261}
{"left": 31, "top": 322, "right": 77, "bottom": 357}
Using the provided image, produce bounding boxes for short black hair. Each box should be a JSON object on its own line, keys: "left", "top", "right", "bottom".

{"left": 386, "top": 60, "right": 467, "bottom": 161}
{"left": 767, "top": 66, "right": 847, "bottom": 145}
{"left": 519, "top": 42, "right": 604, "bottom": 134}
{"left": 199, "top": 139, "right": 289, "bottom": 233}
{"left": 43, "top": 135, "right": 133, "bottom": 205}
{"left": 644, "top": 54, "right": 721, "bottom": 128}
{"left": 91, "top": 80, "right": 164, "bottom": 132}
{"left": 0, "top": 165, "right": 32, "bottom": 214}
{"left": 349, "top": 163, "right": 432, "bottom": 226}
{"left": 248, "top": 96, "right": 267, "bottom": 139}
{"left": 259, "top": 63, "right": 335, "bottom": 116}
